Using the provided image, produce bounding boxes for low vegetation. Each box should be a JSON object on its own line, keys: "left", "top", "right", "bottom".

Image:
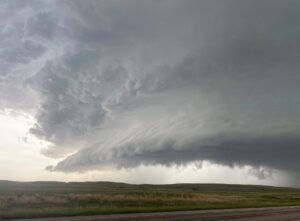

{"left": 1, "top": 181, "right": 300, "bottom": 219}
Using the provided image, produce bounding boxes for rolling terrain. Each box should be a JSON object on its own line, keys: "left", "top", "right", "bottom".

{"left": 1, "top": 181, "right": 300, "bottom": 219}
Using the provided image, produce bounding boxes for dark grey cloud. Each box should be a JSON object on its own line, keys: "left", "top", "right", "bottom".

{"left": 1, "top": 0, "right": 300, "bottom": 184}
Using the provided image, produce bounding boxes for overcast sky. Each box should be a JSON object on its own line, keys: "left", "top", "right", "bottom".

{"left": 0, "top": 0, "right": 299, "bottom": 187}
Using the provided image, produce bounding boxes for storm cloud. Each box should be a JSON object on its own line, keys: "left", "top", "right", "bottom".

{"left": 1, "top": 0, "right": 300, "bottom": 183}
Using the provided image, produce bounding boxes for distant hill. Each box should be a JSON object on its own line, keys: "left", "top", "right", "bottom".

{"left": 0, "top": 180, "right": 299, "bottom": 194}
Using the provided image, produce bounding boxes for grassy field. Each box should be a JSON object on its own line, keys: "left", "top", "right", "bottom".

{"left": 1, "top": 181, "right": 300, "bottom": 219}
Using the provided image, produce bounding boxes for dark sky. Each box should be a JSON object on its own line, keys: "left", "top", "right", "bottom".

{"left": 0, "top": 0, "right": 300, "bottom": 185}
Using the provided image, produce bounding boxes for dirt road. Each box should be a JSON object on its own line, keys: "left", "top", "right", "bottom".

{"left": 10, "top": 206, "right": 300, "bottom": 221}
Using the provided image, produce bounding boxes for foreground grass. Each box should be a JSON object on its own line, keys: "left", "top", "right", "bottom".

{"left": 0, "top": 181, "right": 300, "bottom": 219}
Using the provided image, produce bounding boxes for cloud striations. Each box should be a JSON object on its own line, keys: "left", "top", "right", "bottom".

{"left": 1, "top": 0, "right": 300, "bottom": 183}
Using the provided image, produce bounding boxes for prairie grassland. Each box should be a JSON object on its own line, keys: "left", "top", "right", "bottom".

{"left": 0, "top": 181, "right": 300, "bottom": 219}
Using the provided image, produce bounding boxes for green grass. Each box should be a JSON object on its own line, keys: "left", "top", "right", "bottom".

{"left": 1, "top": 181, "right": 300, "bottom": 219}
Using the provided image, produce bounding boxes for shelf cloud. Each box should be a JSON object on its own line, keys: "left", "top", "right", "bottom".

{"left": 1, "top": 0, "right": 299, "bottom": 183}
